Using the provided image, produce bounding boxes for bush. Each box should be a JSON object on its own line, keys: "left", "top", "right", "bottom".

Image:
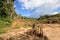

{"left": 0, "top": 17, "right": 12, "bottom": 23}
{"left": 0, "top": 29, "right": 7, "bottom": 34}
{"left": 0, "top": 17, "right": 12, "bottom": 28}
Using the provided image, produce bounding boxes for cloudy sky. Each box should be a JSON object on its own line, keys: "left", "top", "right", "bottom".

{"left": 14, "top": 0, "right": 60, "bottom": 18}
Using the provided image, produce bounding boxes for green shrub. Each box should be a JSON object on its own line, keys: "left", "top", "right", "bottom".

{"left": 0, "top": 29, "right": 7, "bottom": 34}
{"left": 0, "top": 17, "right": 12, "bottom": 28}
{"left": 0, "top": 17, "right": 12, "bottom": 23}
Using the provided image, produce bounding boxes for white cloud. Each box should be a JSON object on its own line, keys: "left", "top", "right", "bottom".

{"left": 50, "top": 12, "right": 59, "bottom": 15}
{"left": 18, "top": 0, "right": 60, "bottom": 18}
{"left": 56, "top": 4, "right": 60, "bottom": 8}
{"left": 18, "top": 0, "right": 60, "bottom": 9}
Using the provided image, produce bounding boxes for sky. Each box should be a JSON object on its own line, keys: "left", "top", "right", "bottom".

{"left": 14, "top": 0, "right": 60, "bottom": 18}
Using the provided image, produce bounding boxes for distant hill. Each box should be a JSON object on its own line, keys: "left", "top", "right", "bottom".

{"left": 37, "top": 13, "right": 60, "bottom": 24}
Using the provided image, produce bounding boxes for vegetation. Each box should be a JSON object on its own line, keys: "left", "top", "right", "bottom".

{"left": 0, "top": 17, "right": 13, "bottom": 28}
{"left": 0, "top": 29, "right": 7, "bottom": 34}
{"left": 37, "top": 13, "right": 60, "bottom": 24}
{"left": 0, "top": 0, "right": 16, "bottom": 18}
{"left": 0, "top": 0, "right": 15, "bottom": 34}
{"left": 0, "top": 0, "right": 16, "bottom": 29}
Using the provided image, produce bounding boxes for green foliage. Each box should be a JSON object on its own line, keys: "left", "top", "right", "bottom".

{"left": 0, "top": 0, "right": 16, "bottom": 28}
{"left": 0, "top": 17, "right": 13, "bottom": 28}
{"left": 0, "top": 0, "right": 16, "bottom": 18}
{"left": 0, "top": 29, "right": 7, "bottom": 34}
{"left": 38, "top": 13, "right": 60, "bottom": 24}
{"left": 0, "top": 17, "right": 12, "bottom": 22}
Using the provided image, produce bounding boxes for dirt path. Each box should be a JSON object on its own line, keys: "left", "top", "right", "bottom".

{"left": 11, "top": 19, "right": 25, "bottom": 28}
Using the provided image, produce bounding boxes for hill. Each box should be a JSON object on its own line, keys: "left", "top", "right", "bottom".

{"left": 37, "top": 13, "right": 60, "bottom": 24}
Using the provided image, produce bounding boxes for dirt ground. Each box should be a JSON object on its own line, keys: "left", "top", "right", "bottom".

{"left": 0, "top": 24, "right": 60, "bottom": 40}
{"left": 43, "top": 25, "right": 60, "bottom": 40}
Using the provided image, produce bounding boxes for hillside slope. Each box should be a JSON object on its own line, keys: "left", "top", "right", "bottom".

{"left": 38, "top": 13, "right": 60, "bottom": 24}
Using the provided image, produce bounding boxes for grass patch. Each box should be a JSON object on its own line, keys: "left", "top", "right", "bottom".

{"left": 0, "top": 29, "right": 7, "bottom": 34}
{"left": 0, "top": 17, "right": 13, "bottom": 28}
{"left": 14, "top": 24, "right": 20, "bottom": 29}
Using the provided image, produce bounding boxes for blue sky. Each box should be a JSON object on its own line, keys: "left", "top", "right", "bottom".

{"left": 14, "top": 0, "right": 60, "bottom": 18}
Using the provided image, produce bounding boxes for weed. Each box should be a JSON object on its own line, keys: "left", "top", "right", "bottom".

{"left": 0, "top": 29, "right": 7, "bottom": 34}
